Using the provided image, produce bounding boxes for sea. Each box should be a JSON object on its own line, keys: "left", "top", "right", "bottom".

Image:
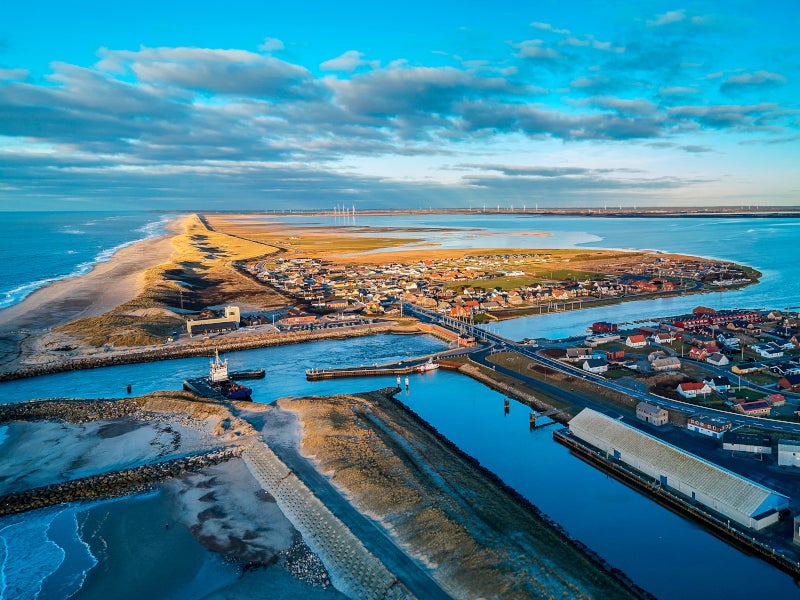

{"left": 0, "top": 212, "right": 176, "bottom": 310}
{"left": 1, "top": 212, "right": 799, "bottom": 599}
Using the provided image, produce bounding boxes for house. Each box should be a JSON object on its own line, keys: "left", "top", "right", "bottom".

{"left": 734, "top": 400, "right": 771, "bottom": 417}
{"left": 677, "top": 381, "right": 713, "bottom": 399}
{"left": 566, "top": 348, "right": 593, "bottom": 362}
{"left": 731, "top": 362, "right": 766, "bottom": 375}
{"left": 186, "top": 305, "right": 241, "bottom": 336}
{"left": 717, "top": 333, "right": 740, "bottom": 348}
{"left": 706, "top": 352, "right": 729, "bottom": 367}
{"left": 625, "top": 335, "right": 647, "bottom": 349}
{"left": 688, "top": 347, "right": 708, "bottom": 361}
{"left": 687, "top": 414, "right": 732, "bottom": 438}
{"left": 636, "top": 402, "right": 669, "bottom": 426}
{"left": 606, "top": 350, "right": 625, "bottom": 362}
{"left": 751, "top": 342, "right": 784, "bottom": 359}
{"left": 583, "top": 359, "right": 608, "bottom": 374}
{"left": 703, "top": 376, "right": 731, "bottom": 393}
{"left": 778, "top": 373, "right": 800, "bottom": 391}
{"left": 768, "top": 394, "right": 786, "bottom": 407}
{"left": 653, "top": 332, "right": 674, "bottom": 344}
{"left": 651, "top": 356, "right": 681, "bottom": 371}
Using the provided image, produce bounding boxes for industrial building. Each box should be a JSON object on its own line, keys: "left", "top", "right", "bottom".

{"left": 778, "top": 440, "right": 800, "bottom": 468}
{"left": 569, "top": 409, "right": 789, "bottom": 530}
{"left": 186, "top": 306, "right": 241, "bottom": 336}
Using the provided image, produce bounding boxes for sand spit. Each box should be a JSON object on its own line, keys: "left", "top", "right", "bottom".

{"left": 279, "top": 390, "right": 647, "bottom": 600}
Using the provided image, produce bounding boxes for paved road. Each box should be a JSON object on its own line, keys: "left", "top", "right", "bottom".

{"left": 404, "top": 303, "right": 800, "bottom": 436}
{"left": 262, "top": 414, "right": 453, "bottom": 600}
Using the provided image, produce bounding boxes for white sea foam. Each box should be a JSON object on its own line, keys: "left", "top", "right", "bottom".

{"left": 0, "top": 509, "right": 66, "bottom": 600}
{"left": 0, "top": 214, "right": 174, "bottom": 310}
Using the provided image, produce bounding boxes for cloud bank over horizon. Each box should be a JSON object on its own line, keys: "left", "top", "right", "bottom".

{"left": 0, "top": 1, "right": 798, "bottom": 210}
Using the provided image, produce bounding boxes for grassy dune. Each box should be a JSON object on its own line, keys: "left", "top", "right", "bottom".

{"left": 57, "top": 215, "right": 285, "bottom": 348}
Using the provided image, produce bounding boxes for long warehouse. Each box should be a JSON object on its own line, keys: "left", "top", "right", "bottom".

{"left": 568, "top": 409, "right": 789, "bottom": 530}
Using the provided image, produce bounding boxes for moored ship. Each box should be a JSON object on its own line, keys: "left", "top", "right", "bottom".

{"left": 415, "top": 358, "right": 439, "bottom": 373}
{"left": 207, "top": 349, "right": 253, "bottom": 400}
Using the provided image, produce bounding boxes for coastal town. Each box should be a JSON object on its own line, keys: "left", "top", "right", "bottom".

{"left": 244, "top": 251, "right": 757, "bottom": 322}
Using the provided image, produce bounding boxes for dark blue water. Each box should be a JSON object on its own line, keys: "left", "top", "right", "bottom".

{"left": 0, "top": 212, "right": 175, "bottom": 309}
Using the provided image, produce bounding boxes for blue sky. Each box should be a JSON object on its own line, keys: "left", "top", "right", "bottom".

{"left": 1, "top": 1, "right": 798, "bottom": 210}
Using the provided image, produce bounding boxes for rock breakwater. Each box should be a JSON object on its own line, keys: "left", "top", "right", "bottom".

{"left": 0, "top": 446, "right": 242, "bottom": 517}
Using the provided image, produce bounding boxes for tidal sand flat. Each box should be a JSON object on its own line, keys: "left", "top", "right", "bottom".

{"left": 275, "top": 390, "right": 644, "bottom": 599}
{"left": 0, "top": 394, "right": 341, "bottom": 599}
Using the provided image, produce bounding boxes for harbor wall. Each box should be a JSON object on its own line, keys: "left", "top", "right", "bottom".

{"left": 0, "top": 322, "right": 405, "bottom": 382}
{"left": 242, "top": 440, "right": 413, "bottom": 600}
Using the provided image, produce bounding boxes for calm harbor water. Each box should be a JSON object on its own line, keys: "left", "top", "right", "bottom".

{"left": 2, "top": 214, "right": 800, "bottom": 598}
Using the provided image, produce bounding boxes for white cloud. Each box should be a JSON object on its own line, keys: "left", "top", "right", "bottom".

{"left": 0, "top": 68, "right": 29, "bottom": 81}
{"left": 647, "top": 9, "right": 686, "bottom": 27}
{"left": 259, "top": 37, "right": 285, "bottom": 52}
{"left": 320, "top": 50, "right": 379, "bottom": 72}
{"left": 530, "top": 22, "right": 570, "bottom": 35}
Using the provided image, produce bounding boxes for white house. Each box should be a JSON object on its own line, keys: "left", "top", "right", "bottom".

{"left": 677, "top": 381, "right": 713, "bottom": 399}
{"left": 653, "top": 332, "right": 674, "bottom": 344}
{"left": 626, "top": 335, "right": 647, "bottom": 349}
{"left": 751, "top": 343, "right": 784, "bottom": 359}
{"left": 583, "top": 358, "right": 609, "bottom": 374}
{"left": 703, "top": 376, "right": 731, "bottom": 393}
{"left": 706, "top": 352, "right": 729, "bottom": 367}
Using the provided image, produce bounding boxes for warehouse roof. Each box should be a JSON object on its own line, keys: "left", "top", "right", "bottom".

{"left": 569, "top": 409, "right": 788, "bottom": 520}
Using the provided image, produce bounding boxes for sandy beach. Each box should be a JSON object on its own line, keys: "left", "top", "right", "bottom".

{"left": 0, "top": 216, "right": 185, "bottom": 367}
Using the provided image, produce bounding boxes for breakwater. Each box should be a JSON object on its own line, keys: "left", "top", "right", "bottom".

{"left": 0, "top": 446, "right": 242, "bottom": 517}
{"left": 0, "top": 321, "right": 406, "bottom": 382}
{"left": 242, "top": 438, "right": 413, "bottom": 600}
{"left": 0, "top": 397, "right": 142, "bottom": 423}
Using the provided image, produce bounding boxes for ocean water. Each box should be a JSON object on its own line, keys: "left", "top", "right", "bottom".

{"left": 0, "top": 212, "right": 176, "bottom": 310}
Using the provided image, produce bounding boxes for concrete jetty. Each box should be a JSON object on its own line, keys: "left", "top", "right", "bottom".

{"left": 242, "top": 439, "right": 414, "bottom": 600}
{"left": 306, "top": 357, "right": 440, "bottom": 381}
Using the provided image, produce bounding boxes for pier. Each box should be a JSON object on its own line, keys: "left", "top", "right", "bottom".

{"left": 306, "top": 357, "right": 443, "bottom": 381}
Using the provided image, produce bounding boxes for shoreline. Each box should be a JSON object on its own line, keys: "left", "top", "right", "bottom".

{"left": 0, "top": 216, "right": 187, "bottom": 368}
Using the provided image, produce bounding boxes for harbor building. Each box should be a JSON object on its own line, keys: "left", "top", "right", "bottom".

{"left": 636, "top": 402, "right": 668, "bottom": 426}
{"left": 722, "top": 432, "right": 772, "bottom": 456}
{"left": 568, "top": 409, "right": 789, "bottom": 530}
{"left": 778, "top": 440, "right": 800, "bottom": 468}
{"left": 687, "top": 414, "right": 732, "bottom": 439}
{"left": 186, "top": 305, "right": 241, "bottom": 336}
